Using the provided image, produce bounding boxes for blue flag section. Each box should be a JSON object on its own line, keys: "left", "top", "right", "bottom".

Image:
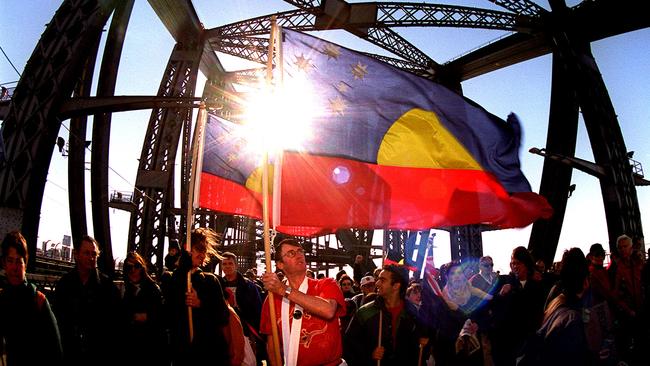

{"left": 280, "top": 28, "right": 534, "bottom": 193}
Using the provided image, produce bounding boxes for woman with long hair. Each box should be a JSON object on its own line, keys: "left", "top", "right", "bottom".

{"left": 120, "top": 251, "right": 166, "bottom": 366}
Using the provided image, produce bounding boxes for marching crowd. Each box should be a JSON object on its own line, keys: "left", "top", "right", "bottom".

{"left": 1, "top": 229, "right": 649, "bottom": 366}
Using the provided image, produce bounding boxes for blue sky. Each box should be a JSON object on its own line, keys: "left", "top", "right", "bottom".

{"left": 1, "top": 1, "right": 649, "bottom": 273}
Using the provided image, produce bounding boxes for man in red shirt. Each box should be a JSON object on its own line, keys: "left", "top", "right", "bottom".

{"left": 261, "top": 239, "right": 346, "bottom": 366}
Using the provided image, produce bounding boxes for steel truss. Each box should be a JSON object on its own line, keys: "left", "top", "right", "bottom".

{"left": 207, "top": 0, "right": 530, "bottom": 79}
{"left": 1, "top": 0, "right": 648, "bottom": 275}
{"left": 127, "top": 41, "right": 202, "bottom": 272}
{"left": 0, "top": 0, "right": 118, "bottom": 271}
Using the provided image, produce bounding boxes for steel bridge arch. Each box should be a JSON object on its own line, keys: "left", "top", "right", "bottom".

{"left": 1, "top": 0, "right": 648, "bottom": 274}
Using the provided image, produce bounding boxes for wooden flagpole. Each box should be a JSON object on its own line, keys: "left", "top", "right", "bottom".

{"left": 418, "top": 340, "right": 425, "bottom": 366}
{"left": 377, "top": 310, "right": 383, "bottom": 366}
{"left": 272, "top": 15, "right": 284, "bottom": 232}
{"left": 263, "top": 17, "right": 283, "bottom": 366}
{"left": 185, "top": 101, "right": 208, "bottom": 342}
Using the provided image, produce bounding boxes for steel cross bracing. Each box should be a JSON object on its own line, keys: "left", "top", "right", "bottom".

{"left": 127, "top": 41, "right": 202, "bottom": 273}
{"left": 208, "top": 1, "right": 531, "bottom": 79}
{"left": 208, "top": 9, "right": 316, "bottom": 37}
{"left": 449, "top": 225, "right": 484, "bottom": 262}
{"left": 176, "top": 78, "right": 243, "bottom": 240}
{"left": 280, "top": 1, "right": 439, "bottom": 75}
{"left": 202, "top": 77, "right": 247, "bottom": 123}
{"left": 362, "top": 27, "right": 438, "bottom": 74}
{"left": 374, "top": 3, "right": 519, "bottom": 29}
{"left": 220, "top": 36, "right": 422, "bottom": 76}
{"left": 210, "top": 3, "right": 522, "bottom": 35}
{"left": 283, "top": 0, "right": 321, "bottom": 8}
{"left": 488, "top": 0, "right": 546, "bottom": 16}
{"left": 285, "top": 0, "right": 546, "bottom": 16}
{"left": 384, "top": 230, "right": 407, "bottom": 260}
{"left": 212, "top": 36, "right": 271, "bottom": 65}
{"left": 223, "top": 68, "right": 267, "bottom": 85}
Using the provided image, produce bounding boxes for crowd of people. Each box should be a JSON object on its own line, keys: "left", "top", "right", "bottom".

{"left": 1, "top": 229, "right": 649, "bottom": 366}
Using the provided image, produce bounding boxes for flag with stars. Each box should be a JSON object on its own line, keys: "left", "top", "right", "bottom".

{"left": 198, "top": 28, "right": 552, "bottom": 234}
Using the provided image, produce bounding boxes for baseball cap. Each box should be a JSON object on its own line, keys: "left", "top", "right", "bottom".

{"left": 360, "top": 275, "right": 375, "bottom": 286}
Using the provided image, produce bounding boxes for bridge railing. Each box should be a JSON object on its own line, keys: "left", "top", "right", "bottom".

{"left": 110, "top": 190, "right": 134, "bottom": 203}
{"left": 630, "top": 157, "right": 644, "bottom": 178}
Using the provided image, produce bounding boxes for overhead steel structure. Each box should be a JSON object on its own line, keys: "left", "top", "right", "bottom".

{"left": 0, "top": 0, "right": 648, "bottom": 274}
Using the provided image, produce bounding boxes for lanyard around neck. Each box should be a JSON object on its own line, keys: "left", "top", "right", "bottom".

{"left": 281, "top": 277, "right": 309, "bottom": 366}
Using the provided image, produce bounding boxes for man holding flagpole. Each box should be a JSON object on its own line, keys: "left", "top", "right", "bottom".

{"left": 261, "top": 238, "right": 346, "bottom": 366}
{"left": 344, "top": 265, "right": 425, "bottom": 366}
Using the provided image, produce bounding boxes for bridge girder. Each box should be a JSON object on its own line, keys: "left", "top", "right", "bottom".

{"left": 2, "top": 0, "right": 648, "bottom": 275}
{"left": 126, "top": 42, "right": 203, "bottom": 273}
{"left": 0, "top": 0, "right": 118, "bottom": 271}
{"left": 206, "top": 0, "right": 533, "bottom": 79}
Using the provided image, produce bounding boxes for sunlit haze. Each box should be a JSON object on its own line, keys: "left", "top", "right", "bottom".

{"left": 240, "top": 76, "right": 317, "bottom": 157}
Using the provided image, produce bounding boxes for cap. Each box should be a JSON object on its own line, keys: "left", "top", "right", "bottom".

{"left": 589, "top": 243, "right": 606, "bottom": 257}
{"left": 360, "top": 275, "right": 375, "bottom": 286}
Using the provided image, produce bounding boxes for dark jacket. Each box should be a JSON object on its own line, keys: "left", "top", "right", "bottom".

{"left": 0, "top": 281, "right": 63, "bottom": 366}
{"left": 165, "top": 267, "right": 230, "bottom": 366}
{"left": 120, "top": 277, "right": 166, "bottom": 366}
{"left": 219, "top": 271, "right": 263, "bottom": 336}
{"left": 518, "top": 298, "right": 592, "bottom": 366}
{"left": 491, "top": 274, "right": 547, "bottom": 366}
{"left": 54, "top": 268, "right": 121, "bottom": 366}
{"left": 344, "top": 298, "right": 423, "bottom": 366}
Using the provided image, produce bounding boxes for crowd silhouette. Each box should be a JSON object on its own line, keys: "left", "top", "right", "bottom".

{"left": 1, "top": 230, "right": 649, "bottom": 366}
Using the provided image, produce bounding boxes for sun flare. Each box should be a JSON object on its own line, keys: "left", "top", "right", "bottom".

{"left": 240, "top": 76, "right": 316, "bottom": 158}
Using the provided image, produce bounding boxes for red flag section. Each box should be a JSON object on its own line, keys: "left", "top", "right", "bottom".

{"left": 199, "top": 151, "right": 552, "bottom": 235}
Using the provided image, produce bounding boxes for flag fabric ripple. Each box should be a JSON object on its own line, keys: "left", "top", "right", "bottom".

{"left": 198, "top": 28, "right": 552, "bottom": 235}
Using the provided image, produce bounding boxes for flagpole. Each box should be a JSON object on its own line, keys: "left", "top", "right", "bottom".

{"left": 272, "top": 17, "right": 284, "bottom": 230}
{"left": 377, "top": 310, "right": 383, "bottom": 366}
{"left": 419, "top": 243, "right": 429, "bottom": 280}
{"left": 263, "top": 17, "right": 283, "bottom": 366}
{"left": 185, "top": 101, "right": 208, "bottom": 342}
